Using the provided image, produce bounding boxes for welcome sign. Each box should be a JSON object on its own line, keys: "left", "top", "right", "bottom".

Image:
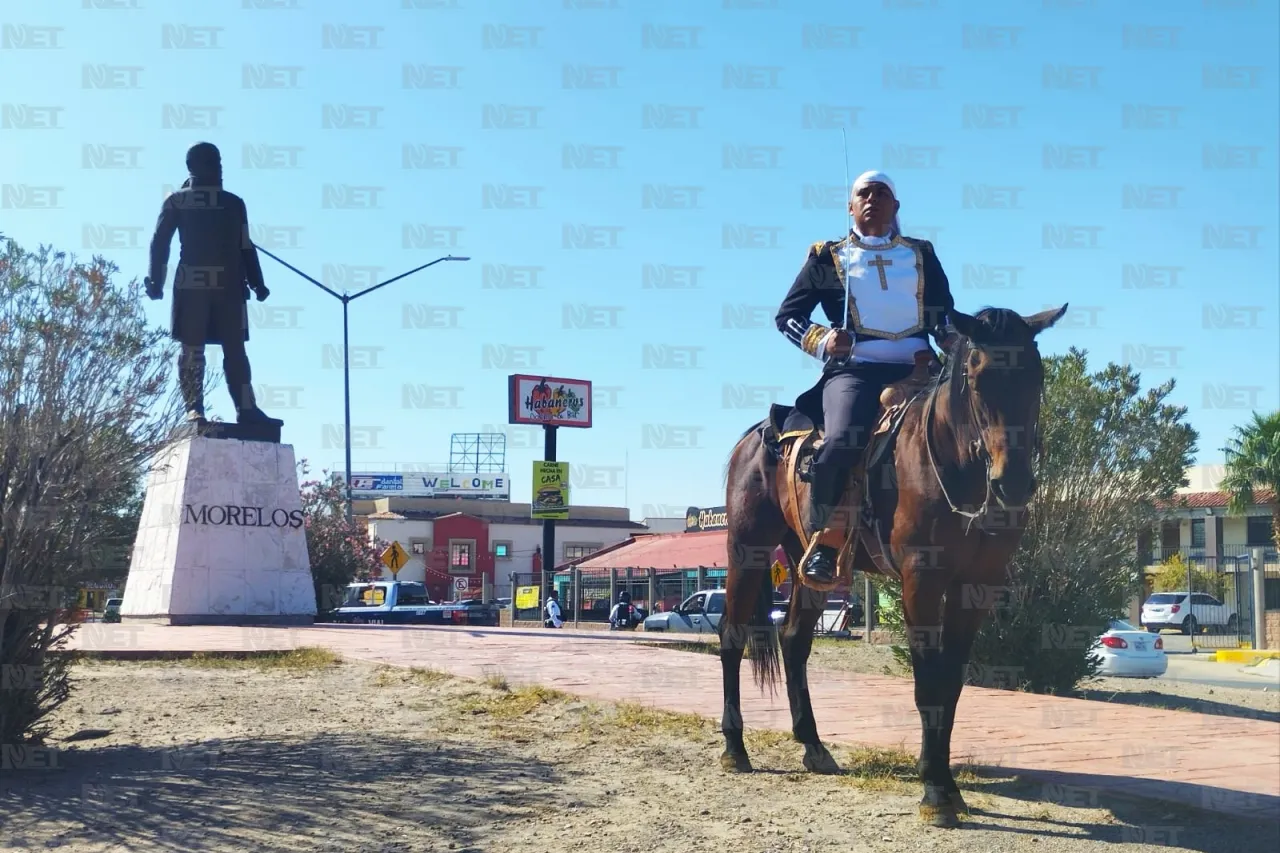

{"left": 350, "top": 472, "right": 510, "bottom": 499}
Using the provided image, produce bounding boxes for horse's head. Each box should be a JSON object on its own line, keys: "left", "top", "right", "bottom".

{"left": 946, "top": 303, "right": 1067, "bottom": 507}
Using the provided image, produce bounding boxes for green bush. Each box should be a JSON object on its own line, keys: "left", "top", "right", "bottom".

{"left": 1152, "top": 552, "right": 1226, "bottom": 599}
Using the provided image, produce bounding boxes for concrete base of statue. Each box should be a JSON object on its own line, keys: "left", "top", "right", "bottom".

{"left": 120, "top": 430, "right": 316, "bottom": 626}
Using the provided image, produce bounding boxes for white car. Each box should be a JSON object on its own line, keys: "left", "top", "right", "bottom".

{"left": 770, "top": 595, "right": 863, "bottom": 634}
{"left": 642, "top": 590, "right": 724, "bottom": 634}
{"left": 1140, "top": 591, "right": 1239, "bottom": 635}
{"left": 1092, "top": 619, "right": 1167, "bottom": 678}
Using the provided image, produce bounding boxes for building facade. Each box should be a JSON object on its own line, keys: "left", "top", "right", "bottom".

{"left": 360, "top": 496, "right": 648, "bottom": 602}
{"left": 1141, "top": 466, "right": 1278, "bottom": 569}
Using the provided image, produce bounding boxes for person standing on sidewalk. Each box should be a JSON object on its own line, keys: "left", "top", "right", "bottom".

{"left": 544, "top": 590, "right": 563, "bottom": 629}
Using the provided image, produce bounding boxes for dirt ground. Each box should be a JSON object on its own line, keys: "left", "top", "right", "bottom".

{"left": 1, "top": 653, "right": 1276, "bottom": 853}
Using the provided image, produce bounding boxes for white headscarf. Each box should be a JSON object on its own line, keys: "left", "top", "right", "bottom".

{"left": 850, "top": 170, "right": 901, "bottom": 237}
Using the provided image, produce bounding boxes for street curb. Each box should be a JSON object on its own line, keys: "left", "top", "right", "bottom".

{"left": 52, "top": 649, "right": 299, "bottom": 661}
{"left": 1213, "top": 649, "right": 1280, "bottom": 664}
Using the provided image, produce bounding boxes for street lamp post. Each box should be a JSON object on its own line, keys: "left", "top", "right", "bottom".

{"left": 255, "top": 246, "right": 470, "bottom": 522}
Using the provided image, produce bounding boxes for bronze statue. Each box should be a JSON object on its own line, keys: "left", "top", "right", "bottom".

{"left": 145, "top": 142, "right": 281, "bottom": 427}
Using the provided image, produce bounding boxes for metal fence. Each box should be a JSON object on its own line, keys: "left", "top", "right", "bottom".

{"left": 1140, "top": 548, "right": 1278, "bottom": 650}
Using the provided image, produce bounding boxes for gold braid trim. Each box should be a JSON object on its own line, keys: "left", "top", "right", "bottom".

{"left": 801, "top": 323, "right": 831, "bottom": 357}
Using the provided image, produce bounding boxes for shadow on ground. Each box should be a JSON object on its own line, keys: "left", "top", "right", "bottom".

{"left": 956, "top": 767, "right": 1280, "bottom": 852}
{"left": 1072, "top": 685, "right": 1280, "bottom": 723}
{"left": 0, "top": 733, "right": 559, "bottom": 852}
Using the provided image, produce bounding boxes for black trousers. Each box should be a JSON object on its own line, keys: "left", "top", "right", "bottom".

{"left": 813, "top": 362, "right": 915, "bottom": 471}
{"left": 174, "top": 288, "right": 256, "bottom": 412}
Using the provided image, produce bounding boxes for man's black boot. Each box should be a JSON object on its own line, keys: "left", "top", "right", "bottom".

{"left": 800, "top": 464, "right": 845, "bottom": 584}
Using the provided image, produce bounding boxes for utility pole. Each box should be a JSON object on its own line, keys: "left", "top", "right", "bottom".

{"left": 256, "top": 246, "right": 470, "bottom": 522}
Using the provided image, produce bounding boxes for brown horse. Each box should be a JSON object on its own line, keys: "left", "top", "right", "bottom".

{"left": 718, "top": 304, "right": 1067, "bottom": 828}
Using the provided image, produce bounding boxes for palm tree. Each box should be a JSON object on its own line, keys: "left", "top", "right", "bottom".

{"left": 1220, "top": 410, "right": 1280, "bottom": 549}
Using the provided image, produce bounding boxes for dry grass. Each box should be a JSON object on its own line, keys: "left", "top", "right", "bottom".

{"left": 482, "top": 671, "right": 511, "bottom": 691}
{"left": 744, "top": 728, "right": 795, "bottom": 752}
{"left": 181, "top": 647, "right": 342, "bottom": 672}
{"left": 372, "top": 665, "right": 452, "bottom": 688}
{"left": 611, "top": 702, "right": 715, "bottom": 739}
{"left": 461, "top": 684, "right": 571, "bottom": 720}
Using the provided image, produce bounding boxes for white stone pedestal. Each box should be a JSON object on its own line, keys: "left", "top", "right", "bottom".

{"left": 121, "top": 435, "right": 317, "bottom": 626}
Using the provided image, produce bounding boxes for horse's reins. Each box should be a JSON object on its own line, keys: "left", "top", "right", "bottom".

{"left": 923, "top": 336, "right": 996, "bottom": 535}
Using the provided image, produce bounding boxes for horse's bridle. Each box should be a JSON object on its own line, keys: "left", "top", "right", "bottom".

{"left": 923, "top": 335, "right": 997, "bottom": 534}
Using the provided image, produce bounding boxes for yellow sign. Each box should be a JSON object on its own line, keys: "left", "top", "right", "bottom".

{"left": 381, "top": 541, "right": 409, "bottom": 573}
{"left": 531, "top": 461, "right": 569, "bottom": 519}
{"left": 771, "top": 561, "right": 788, "bottom": 587}
{"left": 515, "top": 585, "right": 540, "bottom": 609}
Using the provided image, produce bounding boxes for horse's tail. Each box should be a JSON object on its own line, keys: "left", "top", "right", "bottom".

{"left": 746, "top": 565, "right": 781, "bottom": 696}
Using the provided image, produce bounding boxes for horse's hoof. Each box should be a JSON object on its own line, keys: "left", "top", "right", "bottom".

{"left": 802, "top": 745, "right": 841, "bottom": 775}
{"left": 947, "top": 790, "right": 970, "bottom": 816}
{"left": 919, "top": 803, "right": 960, "bottom": 828}
{"left": 720, "top": 751, "right": 753, "bottom": 773}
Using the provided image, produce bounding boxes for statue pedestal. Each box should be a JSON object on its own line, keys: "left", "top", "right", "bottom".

{"left": 120, "top": 433, "right": 316, "bottom": 626}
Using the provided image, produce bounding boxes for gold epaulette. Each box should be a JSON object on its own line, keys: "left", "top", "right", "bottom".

{"left": 809, "top": 240, "right": 826, "bottom": 256}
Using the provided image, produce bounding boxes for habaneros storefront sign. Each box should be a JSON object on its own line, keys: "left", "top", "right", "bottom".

{"left": 182, "top": 504, "right": 305, "bottom": 529}
{"left": 685, "top": 505, "right": 728, "bottom": 533}
{"left": 508, "top": 374, "right": 592, "bottom": 429}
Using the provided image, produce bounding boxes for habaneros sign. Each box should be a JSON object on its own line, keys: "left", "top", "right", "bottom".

{"left": 508, "top": 374, "right": 592, "bottom": 429}
{"left": 182, "top": 504, "right": 305, "bottom": 529}
{"left": 684, "top": 505, "right": 728, "bottom": 533}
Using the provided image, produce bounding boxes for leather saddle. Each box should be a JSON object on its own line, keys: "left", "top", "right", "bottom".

{"left": 761, "top": 349, "right": 941, "bottom": 589}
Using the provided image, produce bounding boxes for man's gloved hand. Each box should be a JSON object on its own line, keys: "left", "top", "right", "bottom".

{"left": 144, "top": 276, "right": 162, "bottom": 301}
{"left": 253, "top": 284, "right": 270, "bottom": 302}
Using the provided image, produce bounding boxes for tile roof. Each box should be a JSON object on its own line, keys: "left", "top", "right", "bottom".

{"left": 1156, "top": 490, "right": 1276, "bottom": 510}
{"left": 566, "top": 530, "right": 731, "bottom": 571}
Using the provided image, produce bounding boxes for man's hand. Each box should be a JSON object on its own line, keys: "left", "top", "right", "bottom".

{"left": 825, "top": 328, "right": 853, "bottom": 360}
{"left": 253, "top": 284, "right": 269, "bottom": 302}
{"left": 143, "top": 276, "right": 162, "bottom": 301}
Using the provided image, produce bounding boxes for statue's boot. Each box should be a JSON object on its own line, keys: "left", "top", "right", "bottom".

{"left": 178, "top": 347, "right": 206, "bottom": 421}
{"left": 224, "top": 344, "right": 283, "bottom": 427}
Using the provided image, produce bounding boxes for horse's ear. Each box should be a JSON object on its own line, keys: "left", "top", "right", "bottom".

{"left": 1025, "top": 303, "right": 1068, "bottom": 336}
{"left": 949, "top": 308, "right": 982, "bottom": 341}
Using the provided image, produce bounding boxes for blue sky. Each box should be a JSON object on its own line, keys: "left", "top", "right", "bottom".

{"left": 2, "top": 0, "right": 1276, "bottom": 519}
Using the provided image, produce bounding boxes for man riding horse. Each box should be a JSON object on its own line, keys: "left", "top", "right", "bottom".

{"left": 775, "top": 171, "right": 958, "bottom": 584}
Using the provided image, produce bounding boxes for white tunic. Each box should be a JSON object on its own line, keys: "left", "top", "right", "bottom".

{"left": 827, "top": 232, "right": 929, "bottom": 365}
{"left": 545, "top": 598, "right": 563, "bottom": 628}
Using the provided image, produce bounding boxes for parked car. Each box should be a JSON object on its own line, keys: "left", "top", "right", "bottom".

{"left": 770, "top": 595, "right": 864, "bottom": 634}
{"left": 642, "top": 590, "right": 724, "bottom": 634}
{"left": 328, "top": 581, "right": 499, "bottom": 626}
{"left": 1091, "top": 619, "right": 1167, "bottom": 678}
{"left": 1140, "top": 591, "right": 1238, "bottom": 635}
{"left": 102, "top": 598, "right": 123, "bottom": 623}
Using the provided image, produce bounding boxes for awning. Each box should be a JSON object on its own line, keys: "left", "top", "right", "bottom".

{"left": 566, "top": 530, "right": 730, "bottom": 571}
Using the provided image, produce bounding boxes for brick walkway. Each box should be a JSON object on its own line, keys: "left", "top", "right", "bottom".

{"left": 67, "top": 623, "right": 1280, "bottom": 822}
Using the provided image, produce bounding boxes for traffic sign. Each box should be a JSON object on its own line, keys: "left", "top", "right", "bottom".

{"left": 381, "top": 541, "right": 409, "bottom": 573}
{"left": 454, "top": 577, "right": 469, "bottom": 591}
{"left": 770, "top": 560, "right": 788, "bottom": 587}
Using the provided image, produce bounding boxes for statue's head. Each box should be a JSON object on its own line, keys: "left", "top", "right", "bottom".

{"left": 185, "top": 142, "right": 221, "bottom": 179}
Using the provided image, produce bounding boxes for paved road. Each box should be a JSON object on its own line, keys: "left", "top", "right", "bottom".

{"left": 1159, "top": 655, "right": 1280, "bottom": 692}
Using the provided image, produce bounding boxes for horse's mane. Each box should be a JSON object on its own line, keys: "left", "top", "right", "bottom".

{"left": 972, "top": 306, "right": 1026, "bottom": 340}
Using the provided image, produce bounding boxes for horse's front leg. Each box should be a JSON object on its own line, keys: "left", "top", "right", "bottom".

{"left": 782, "top": 583, "right": 839, "bottom": 774}
{"left": 935, "top": 583, "right": 993, "bottom": 816}
{"left": 903, "top": 571, "right": 957, "bottom": 827}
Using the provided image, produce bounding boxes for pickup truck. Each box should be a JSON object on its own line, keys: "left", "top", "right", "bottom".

{"left": 328, "top": 581, "right": 499, "bottom": 627}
